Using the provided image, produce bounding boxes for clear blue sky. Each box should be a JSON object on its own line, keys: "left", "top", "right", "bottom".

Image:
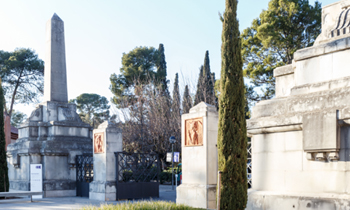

{"left": 0, "top": 0, "right": 336, "bottom": 115}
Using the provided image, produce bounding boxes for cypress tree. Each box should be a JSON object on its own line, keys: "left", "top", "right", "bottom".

{"left": 194, "top": 66, "right": 204, "bottom": 105}
{"left": 171, "top": 73, "right": 181, "bottom": 151}
{"left": 194, "top": 51, "right": 216, "bottom": 106}
{"left": 211, "top": 72, "right": 217, "bottom": 108}
{"left": 156, "top": 43, "right": 169, "bottom": 95}
{"left": 203, "top": 50, "right": 214, "bottom": 104}
{"left": 182, "top": 85, "right": 192, "bottom": 114}
{"left": 172, "top": 73, "right": 181, "bottom": 116}
{"left": 217, "top": 0, "right": 247, "bottom": 209}
{"left": 0, "top": 79, "right": 9, "bottom": 192}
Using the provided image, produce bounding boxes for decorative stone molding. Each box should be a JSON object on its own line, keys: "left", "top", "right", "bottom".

{"left": 306, "top": 152, "right": 340, "bottom": 162}
{"left": 330, "top": 8, "right": 350, "bottom": 38}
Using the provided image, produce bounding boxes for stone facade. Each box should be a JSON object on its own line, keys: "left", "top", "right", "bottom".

{"left": 89, "top": 121, "right": 122, "bottom": 201}
{"left": 247, "top": 1, "right": 350, "bottom": 209}
{"left": 6, "top": 14, "right": 93, "bottom": 197}
{"left": 176, "top": 102, "right": 218, "bottom": 209}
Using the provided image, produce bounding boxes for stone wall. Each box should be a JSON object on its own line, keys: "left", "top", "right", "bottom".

{"left": 247, "top": 1, "right": 350, "bottom": 209}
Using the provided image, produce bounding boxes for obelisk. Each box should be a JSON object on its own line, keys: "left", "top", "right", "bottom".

{"left": 44, "top": 13, "right": 68, "bottom": 103}
{"left": 7, "top": 14, "right": 93, "bottom": 198}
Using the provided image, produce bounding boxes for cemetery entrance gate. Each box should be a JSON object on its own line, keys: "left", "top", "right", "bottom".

{"left": 76, "top": 155, "right": 93, "bottom": 197}
{"left": 115, "top": 152, "right": 160, "bottom": 200}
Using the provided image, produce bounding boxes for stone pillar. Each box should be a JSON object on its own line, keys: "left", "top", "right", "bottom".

{"left": 176, "top": 102, "right": 218, "bottom": 209}
{"left": 89, "top": 121, "right": 122, "bottom": 201}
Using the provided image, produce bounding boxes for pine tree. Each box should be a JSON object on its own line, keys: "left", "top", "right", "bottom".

{"left": 0, "top": 79, "right": 9, "bottom": 192}
{"left": 182, "top": 85, "right": 192, "bottom": 114}
{"left": 217, "top": 0, "right": 247, "bottom": 209}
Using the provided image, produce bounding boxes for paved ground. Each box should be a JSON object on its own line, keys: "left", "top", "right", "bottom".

{"left": 0, "top": 185, "right": 177, "bottom": 210}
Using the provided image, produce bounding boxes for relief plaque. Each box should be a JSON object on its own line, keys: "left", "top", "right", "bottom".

{"left": 94, "top": 132, "right": 104, "bottom": 154}
{"left": 185, "top": 117, "right": 203, "bottom": 146}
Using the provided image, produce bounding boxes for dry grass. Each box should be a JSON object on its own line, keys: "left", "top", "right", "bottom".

{"left": 81, "top": 200, "right": 205, "bottom": 210}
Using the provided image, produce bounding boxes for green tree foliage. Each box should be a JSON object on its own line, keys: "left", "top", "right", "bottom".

{"left": 171, "top": 73, "right": 181, "bottom": 143}
{"left": 0, "top": 48, "right": 44, "bottom": 118}
{"left": 0, "top": 79, "right": 9, "bottom": 192}
{"left": 217, "top": 0, "right": 247, "bottom": 208}
{"left": 172, "top": 73, "right": 181, "bottom": 116}
{"left": 10, "top": 110, "right": 27, "bottom": 128}
{"left": 194, "top": 51, "right": 216, "bottom": 106}
{"left": 194, "top": 66, "right": 204, "bottom": 105}
{"left": 242, "top": 0, "right": 321, "bottom": 100}
{"left": 156, "top": 44, "right": 170, "bottom": 96}
{"left": 182, "top": 85, "right": 192, "bottom": 114}
{"left": 69, "top": 93, "right": 110, "bottom": 128}
{"left": 110, "top": 46, "right": 159, "bottom": 106}
{"left": 155, "top": 44, "right": 171, "bottom": 119}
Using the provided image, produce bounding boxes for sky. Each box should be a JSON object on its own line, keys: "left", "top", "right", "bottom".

{"left": 0, "top": 0, "right": 337, "bottom": 116}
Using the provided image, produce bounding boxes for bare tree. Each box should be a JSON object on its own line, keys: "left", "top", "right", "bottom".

{"left": 116, "top": 79, "right": 181, "bottom": 168}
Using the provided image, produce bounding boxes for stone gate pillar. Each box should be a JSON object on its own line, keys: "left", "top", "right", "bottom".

{"left": 176, "top": 102, "right": 219, "bottom": 209}
{"left": 89, "top": 121, "right": 122, "bottom": 201}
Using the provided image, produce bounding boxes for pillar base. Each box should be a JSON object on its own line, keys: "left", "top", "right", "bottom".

{"left": 176, "top": 183, "right": 216, "bottom": 209}
{"left": 248, "top": 190, "right": 350, "bottom": 210}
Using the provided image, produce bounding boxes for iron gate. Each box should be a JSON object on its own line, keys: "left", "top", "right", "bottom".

{"left": 76, "top": 155, "right": 93, "bottom": 197}
{"left": 247, "top": 141, "right": 252, "bottom": 188}
{"left": 115, "top": 152, "right": 160, "bottom": 200}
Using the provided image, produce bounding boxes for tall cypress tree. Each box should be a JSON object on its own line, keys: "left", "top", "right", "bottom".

{"left": 194, "top": 66, "right": 204, "bottom": 105}
{"left": 156, "top": 43, "right": 169, "bottom": 95}
{"left": 194, "top": 51, "right": 216, "bottom": 106}
{"left": 172, "top": 73, "right": 181, "bottom": 116}
{"left": 203, "top": 50, "right": 214, "bottom": 104}
{"left": 217, "top": 0, "right": 247, "bottom": 209}
{"left": 171, "top": 73, "right": 181, "bottom": 151}
{"left": 211, "top": 72, "right": 218, "bottom": 108}
{"left": 182, "top": 85, "right": 192, "bottom": 114}
{"left": 0, "top": 79, "right": 9, "bottom": 192}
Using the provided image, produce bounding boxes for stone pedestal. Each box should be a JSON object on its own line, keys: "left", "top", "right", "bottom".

{"left": 89, "top": 121, "right": 122, "bottom": 201}
{"left": 176, "top": 102, "right": 218, "bottom": 209}
{"left": 7, "top": 101, "right": 92, "bottom": 197}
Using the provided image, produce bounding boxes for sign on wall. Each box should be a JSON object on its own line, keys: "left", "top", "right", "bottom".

{"left": 30, "top": 164, "right": 43, "bottom": 199}
{"left": 94, "top": 132, "right": 104, "bottom": 154}
{"left": 185, "top": 117, "right": 203, "bottom": 146}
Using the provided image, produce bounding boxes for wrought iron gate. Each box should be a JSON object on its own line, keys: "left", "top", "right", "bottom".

{"left": 247, "top": 141, "right": 252, "bottom": 188}
{"left": 76, "top": 155, "right": 93, "bottom": 197}
{"left": 115, "top": 152, "right": 160, "bottom": 200}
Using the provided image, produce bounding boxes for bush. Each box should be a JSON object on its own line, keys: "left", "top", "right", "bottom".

{"left": 81, "top": 201, "right": 204, "bottom": 210}
{"left": 159, "top": 171, "right": 172, "bottom": 184}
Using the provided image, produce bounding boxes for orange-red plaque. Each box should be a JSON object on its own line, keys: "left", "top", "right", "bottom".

{"left": 94, "top": 132, "right": 104, "bottom": 154}
{"left": 185, "top": 117, "right": 203, "bottom": 146}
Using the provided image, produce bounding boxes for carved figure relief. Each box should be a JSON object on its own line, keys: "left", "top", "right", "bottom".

{"left": 28, "top": 106, "right": 42, "bottom": 122}
{"left": 60, "top": 107, "right": 75, "bottom": 121}
{"left": 94, "top": 132, "right": 104, "bottom": 154}
{"left": 185, "top": 117, "right": 203, "bottom": 146}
